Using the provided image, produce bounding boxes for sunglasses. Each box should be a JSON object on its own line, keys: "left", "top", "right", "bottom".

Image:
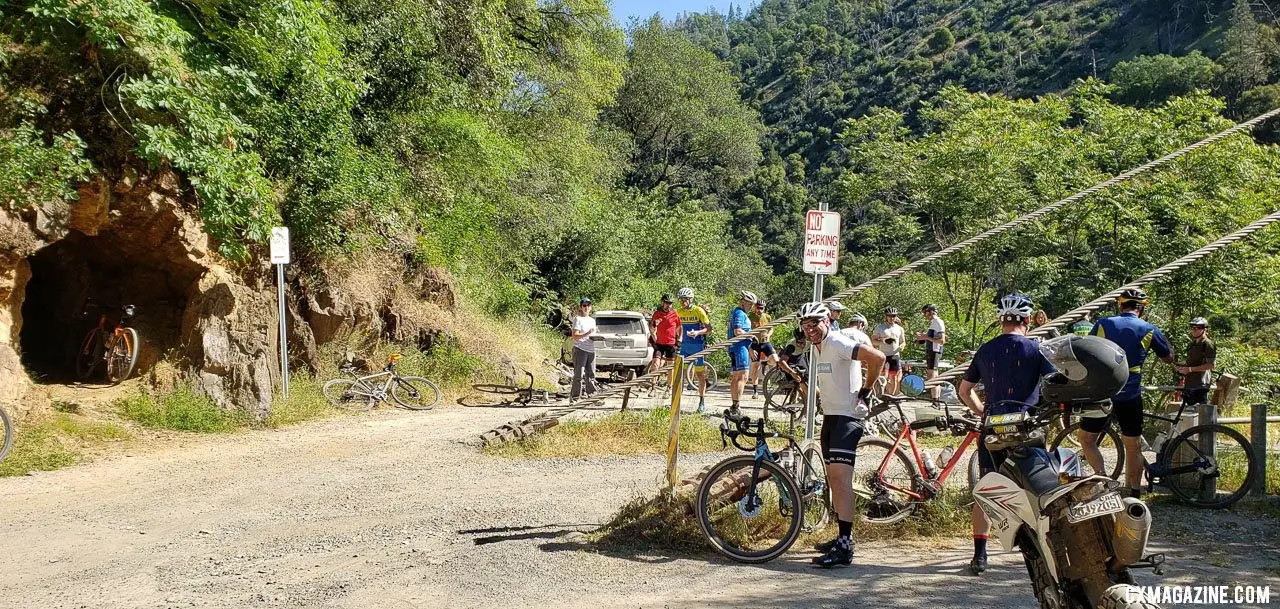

{"left": 799, "top": 319, "right": 822, "bottom": 328}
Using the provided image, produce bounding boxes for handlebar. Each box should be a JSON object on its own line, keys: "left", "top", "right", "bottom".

{"left": 719, "top": 410, "right": 790, "bottom": 452}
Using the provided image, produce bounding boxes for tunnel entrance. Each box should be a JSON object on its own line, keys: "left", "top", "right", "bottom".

{"left": 19, "top": 232, "right": 190, "bottom": 383}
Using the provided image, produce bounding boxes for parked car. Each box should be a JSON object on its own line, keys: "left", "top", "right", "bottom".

{"left": 563, "top": 310, "right": 653, "bottom": 381}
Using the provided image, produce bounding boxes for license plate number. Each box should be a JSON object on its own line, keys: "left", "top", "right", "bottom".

{"left": 1066, "top": 491, "right": 1124, "bottom": 523}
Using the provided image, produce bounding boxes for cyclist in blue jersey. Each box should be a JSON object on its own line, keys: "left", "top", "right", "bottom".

{"left": 1082, "top": 287, "right": 1175, "bottom": 496}
{"left": 958, "top": 293, "right": 1057, "bottom": 576}
{"left": 726, "top": 290, "right": 757, "bottom": 414}
{"left": 675, "top": 287, "right": 713, "bottom": 412}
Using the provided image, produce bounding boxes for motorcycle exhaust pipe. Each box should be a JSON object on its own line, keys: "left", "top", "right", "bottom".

{"left": 1112, "top": 497, "right": 1151, "bottom": 568}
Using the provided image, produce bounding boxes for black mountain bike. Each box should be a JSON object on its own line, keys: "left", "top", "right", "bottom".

{"left": 1049, "top": 380, "right": 1259, "bottom": 509}
{"left": 694, "top": 409, "right": 827, "bottom": 564}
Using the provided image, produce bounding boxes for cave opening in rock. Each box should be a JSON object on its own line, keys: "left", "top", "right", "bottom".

{"left": 19, "top": 232, "right": 191, "bottom": 383}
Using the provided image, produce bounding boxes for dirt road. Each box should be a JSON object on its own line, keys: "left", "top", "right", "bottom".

{"left": 1, "top": 393, "right": 1277, "bottom": 609}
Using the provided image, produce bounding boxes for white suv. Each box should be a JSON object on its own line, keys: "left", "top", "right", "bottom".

{"left": 583, "top": 310, "right": 653, "bottom": 380}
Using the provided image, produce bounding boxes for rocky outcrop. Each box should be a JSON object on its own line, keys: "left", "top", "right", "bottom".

{"left": 1, "top": 168, "right": 457, "bottom": 420}
{"left": 180, "top": 268, "right": 278, "bottom": 418}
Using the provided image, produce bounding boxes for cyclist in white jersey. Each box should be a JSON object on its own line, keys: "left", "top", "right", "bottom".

{"left": 798, "top": 301, "right": 885, "bottom": 568}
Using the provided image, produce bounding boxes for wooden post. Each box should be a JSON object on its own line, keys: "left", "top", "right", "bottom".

{"left": 1198, "top": 401, "right": 1217, "bottom": 503}
{"left": 665, "top": 356, "right": 686, "bottom": 493}
{"left": 1251, "top": 403, "right": 1268, "bottom": 498}
{"left": 621, "top": 387, "right": 631, "bottom": 412}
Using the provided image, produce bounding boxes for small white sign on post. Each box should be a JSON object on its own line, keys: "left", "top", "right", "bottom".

{"left": 270, "top": 227, "right": 291, "bottom": 264}
{"left": 802, "top": 210, "right": 841, "bottom": 275}
{"left": 271, "top": 227, "right": 290, "bottom": 398}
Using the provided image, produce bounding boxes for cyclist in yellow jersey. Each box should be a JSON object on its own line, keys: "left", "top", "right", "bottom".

{"left": 675, "top": 287, "right": 712, "bottom": 412}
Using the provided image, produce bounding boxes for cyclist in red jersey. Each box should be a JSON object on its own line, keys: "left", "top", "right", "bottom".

{"left": 648, "top": 293, "right": 681, "bottom": 392}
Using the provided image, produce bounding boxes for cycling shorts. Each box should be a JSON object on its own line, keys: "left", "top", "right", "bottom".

{"left": 925, "top": 351, "right": 942, "bottom": 370}
{"left": 728, "top": 345, "right": 751, "bottom": 372}
{"left": 750, "top": 341, "right": 776, "bottom": 357}
{"left": 1080, "top": 396, "right": 1144, "bottom": 437}
{"left": 820, "top": 415, "right": 865, "bottom": 466}
{"left": 653, "top": 343, "right": 676, "bottom": 359}
{"left": 885, "top": 354, "right": 901, "bottom": 373}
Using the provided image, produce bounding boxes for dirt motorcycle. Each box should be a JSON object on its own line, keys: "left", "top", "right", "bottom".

{"left": 971, "top": 335, "right": 1165, "bottom": 609}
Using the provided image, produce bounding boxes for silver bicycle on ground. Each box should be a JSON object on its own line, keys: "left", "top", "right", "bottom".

{"left": 322, "top": 354, "right": 442, "bottom": 411}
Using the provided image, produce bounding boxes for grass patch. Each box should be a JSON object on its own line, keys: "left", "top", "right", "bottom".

{"left": 115, "top": 387, "right": 250, "bottom": 433}
{"left": 485, "top": 408, "right": 723, "bottom": 458}
{"left": 589, "top": 485, "right": 974, "bottom": 558}
{"left": 263, "top": 375, "right": 338, "bottom": 428}
{"left": 592, "top": 493, "right": 709, "bottom": 555}
{"left": 0, "top": 414, "right": 132, "bottom": 477}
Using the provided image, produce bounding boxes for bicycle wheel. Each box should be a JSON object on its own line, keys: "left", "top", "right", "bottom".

{"left": 851, "top": 437, "right": 920, "bottom": 525}
{"left": 798, "top": 441, "right": 831, "bottom": 532}
{"left": 0, "top": 407, "right": 13, "bottom": 464}
{"left": 695, "top": 455, "right": 804, "bottom": 563}
{"left": 106, "top": 328, "right": 140, "bottom": 384}
{"left": 683, "top": 363, "right": 715, "bottom": 393}
{"left": 471, "top": 383, "right": 522, "bottom": 396}
{"left": 322, "top": 378, "right": 377, "bottom": 411}
{"left": 1050, "top": 421, "right": 1124, "bottom": 480}
{"left": 391, "top": 376, "right": 442, "bottom": 410}
{"left": 75, "top": 329, "right": 103, "bottom": 380}
{"left": 1160, "top": 424, "right": 1258, "bottom": 509}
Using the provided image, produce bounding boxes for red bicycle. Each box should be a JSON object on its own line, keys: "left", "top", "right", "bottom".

{"left": 852, "top": 395, "right": 984, "bottom": 524}
{"left": 76, "top": 303, "right": 139, "bottom": 384}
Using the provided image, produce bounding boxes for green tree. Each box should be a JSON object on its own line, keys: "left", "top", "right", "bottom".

{"left": 607, "top": 18, "right": 763, "bottom": 199}
{"left": 1219, "top": 0, "right": 1276, "bottom": 102}
{"left": 927, "top": 26, "right": 955, "bottom": 53}
{"left": 1109, "top": 52, "right": 1220, "bottom": 106}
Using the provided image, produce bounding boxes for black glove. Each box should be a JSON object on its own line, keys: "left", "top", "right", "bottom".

{"left": 858, "top": 387, "right": 872, "bottom": 403}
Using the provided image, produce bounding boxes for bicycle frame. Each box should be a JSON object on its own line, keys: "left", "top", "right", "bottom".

{"left": 345, "top": 370, "right": 399, "bottom": 399}
{"left": 870, "top": 401, "right": 981, "bottom": 501}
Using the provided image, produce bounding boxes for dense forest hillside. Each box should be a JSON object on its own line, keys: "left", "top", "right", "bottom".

{"left": 3, "top": 0, "right": 1279, "bottom": 399}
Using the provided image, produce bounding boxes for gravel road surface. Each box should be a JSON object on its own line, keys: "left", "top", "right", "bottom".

{"left": 1, "top": 390, "right": 1276, "bottom": 609}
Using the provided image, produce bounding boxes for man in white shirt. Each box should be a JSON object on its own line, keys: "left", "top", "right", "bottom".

{"left": 872, "top": 307, "right": 905, "bottom": 395}
{"left": 915, "top": 303, "right": 946, "bottom": 399}
{"left": 569, "top": 297, "right": 598, "bottom": 400}
{"left": 797, "top": 301, "right": 885, "bottom": 568}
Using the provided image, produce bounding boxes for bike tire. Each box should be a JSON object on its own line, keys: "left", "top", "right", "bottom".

{"left": 798, "top": 442, "right": 831, "bottom": 532}
{"left": 322, "top": 378, "right": 377, "bottom": 412}
{"left": 0, "top": 407, "right": 13, "bottom": 464}
{"left": 106, "top": 327, "right": 140, "bottom": 384}
{"left": 1049, "top": 420, "right": 1125, "bottom": 480}
{"left": 391, "top": 376, "right": 442, "bottom": 410}
{"left": 852, "top": 437, "right": 920, "bottom": 525}
{"left": 1160, "top": 423, "right": 1258, "bottom": 509}
{"left": 683, "top": 362, "right": 720, "bottom": 393}
{"left": 1018, "top": 528, "right": 1073, "bottom": 609}
{"left": 695, "top": 455, "right": 804, "bottom": 564}
{"left": 75, "top": 329, "right": 103, "bottom": 380}
{"left": 968, "top": 449, "right": 980, "bottom": 490}
{"left": 471, "top": 383, "right": 523, "bottom": 396}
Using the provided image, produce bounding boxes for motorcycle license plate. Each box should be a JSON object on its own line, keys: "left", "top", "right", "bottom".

{"left": 1066, "top": 491, "right": 1124, "bottom": 523}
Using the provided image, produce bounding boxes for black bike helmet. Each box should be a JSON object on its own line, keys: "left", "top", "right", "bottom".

{"left": 922, "top": 303, "right": 938, "bottom": 313}
{"left": 1039, "top": 335, "right": 1128, "bottom": 404}
{"left": 660, "top": 293, "right": 674, "bottom": 303}
{"left": 1117, "top": 287, "right": 1149, "bottom": 307}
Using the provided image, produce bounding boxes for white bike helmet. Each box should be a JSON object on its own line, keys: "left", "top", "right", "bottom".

{"left": 798, "top": 302, "right": 830, "bottom": 320}
{"left": 828, "top": 301, "right": 846, "bottom": 312}
{"left": 677, "top": 287, "right": 694, "bottom": 299}
{"left": 1189, "top": 317, "right": 1209, "bottom": 328}
{"left": 997, "top": 293, "right": 1034, "bottom": 322}
{"left": 739, "top": 290, "right": 759, "bottom": 305}
{"left": 850, "top": 313, "right": 868, "bottom": 326}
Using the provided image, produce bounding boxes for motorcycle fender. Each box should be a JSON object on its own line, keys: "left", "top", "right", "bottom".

{"left": 1037, "top": 474, "right": 1116, "bottom": 513}
{"left": 973, "top": 472, "right": 1038, "bottom": 551}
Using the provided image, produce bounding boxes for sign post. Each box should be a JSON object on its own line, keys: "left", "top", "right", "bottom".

{"left": 270, "top": 227, "right": 291, "bottom": 398}
{"left": 802, "top": 206, "right": 840, "bottom": 442}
